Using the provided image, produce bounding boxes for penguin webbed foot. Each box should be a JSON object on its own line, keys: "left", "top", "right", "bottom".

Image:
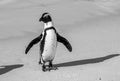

{"left": 42, "top": 64, "right": 47, "bottom": 72}
{"left": 42, "top": 66, "right": 58, "bottom": 72}
{"left": 42, "top": 61, "right": 58, "bottom": 72}
{"left": 42, "top": 64, "right": 58, "bottom": 72}
{"left": 48, "top": 66, "right": 58, "bottom": 71}
{"left": 42, "top": 68, "right": 48, "bottom": 72}
{"left": 48, "top": 61, "right": 58, "bottom": 71}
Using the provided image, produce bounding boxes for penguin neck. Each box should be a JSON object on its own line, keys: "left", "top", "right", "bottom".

{"left": 44, "top": 22, "right": 53, "bottom": 29}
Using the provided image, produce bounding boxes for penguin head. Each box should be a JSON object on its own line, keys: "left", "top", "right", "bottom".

{"left": 39, "top": 12, "right": 52, "bottom": 23}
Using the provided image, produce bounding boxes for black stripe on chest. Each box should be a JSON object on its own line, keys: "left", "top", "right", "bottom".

{"left": 40, "top": 27, "right": 57, "bottom": 54}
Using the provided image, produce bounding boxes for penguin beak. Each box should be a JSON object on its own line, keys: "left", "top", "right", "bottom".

{"left": 39, "top": 17, "right": 42, "bottom": 22}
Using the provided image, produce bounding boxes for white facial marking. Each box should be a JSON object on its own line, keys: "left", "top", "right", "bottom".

{"left": 44, "top": 14, "right": 49, "bottom": 17}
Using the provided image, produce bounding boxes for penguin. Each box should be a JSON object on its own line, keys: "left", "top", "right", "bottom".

{"left": 25, "top": 12, "right": 72, "bottom": 72}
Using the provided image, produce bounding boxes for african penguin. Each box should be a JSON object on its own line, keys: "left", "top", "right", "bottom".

{"left": 25, "top": 12, "right": 72, "bottom": 72}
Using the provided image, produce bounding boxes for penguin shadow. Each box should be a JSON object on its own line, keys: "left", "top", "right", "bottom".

{"left": 0, "top": 64, "right": 24, "bottom": 75}
{"left": 54, "top": 54, "right": 120, "bottom": 67}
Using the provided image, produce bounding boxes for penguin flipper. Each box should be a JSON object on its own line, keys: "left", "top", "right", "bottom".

{"left": 25, "top": 34, "right": 42, "bottom": 54}
{"left": 57, "top": 33, "right": 72, "bottom": 52}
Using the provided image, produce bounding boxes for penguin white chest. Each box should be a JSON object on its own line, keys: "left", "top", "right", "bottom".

{"left": 42, "top": 30, "right": 57, "bottom": 61}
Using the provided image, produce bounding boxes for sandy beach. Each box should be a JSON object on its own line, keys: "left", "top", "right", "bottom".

{"left": 0, "top": 0, "right": 120, "bottom": 81}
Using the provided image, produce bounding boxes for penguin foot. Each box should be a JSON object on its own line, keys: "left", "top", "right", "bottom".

{"left": 42, "top": 64, "right": 47, "bottom": 72}
{"left": 48, "top": 66, "right": 58, "bottom": 71}
{"left": 42, "top": 66, "right": 48, "bottom": 72}
{"left": 42, "top": 68, "right": 47, "bottom": 72}
{"left": 42, "top": 66, "right": 58, "bottom": 72}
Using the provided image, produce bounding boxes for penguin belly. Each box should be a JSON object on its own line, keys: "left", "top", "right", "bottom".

{"left": 42, "top": 30, "right": 57, "bottom": 62}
